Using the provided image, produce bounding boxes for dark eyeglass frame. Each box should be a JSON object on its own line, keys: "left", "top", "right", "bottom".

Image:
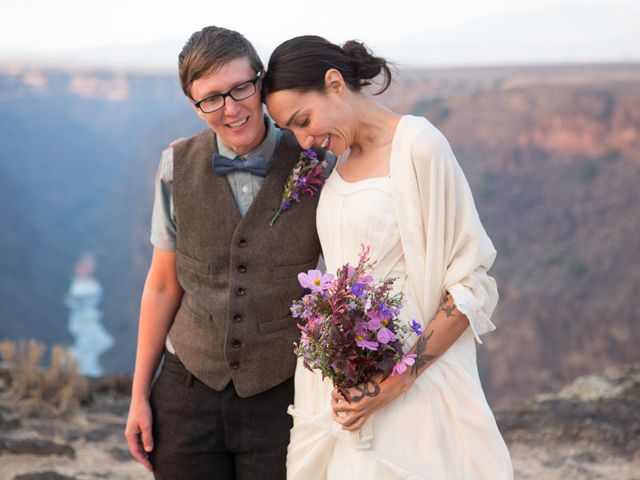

{"left": 192, "top": 72, "right": 262, "bottom": 113}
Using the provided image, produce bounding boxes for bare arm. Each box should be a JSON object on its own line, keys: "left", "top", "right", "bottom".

{"left": 125, "top": 247, "right": 183, "bottom": 470}
{"left": 331, "top": 293, "right": 468, "bottom": 430}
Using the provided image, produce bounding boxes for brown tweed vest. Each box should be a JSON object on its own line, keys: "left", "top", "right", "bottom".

{"left": 168, "top": 128, "right": 322, "bottom": 397}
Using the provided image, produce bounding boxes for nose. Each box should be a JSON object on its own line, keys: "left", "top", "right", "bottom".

{"left": 294, "top": 132, "right": 314, "bottom": 150}
{"left": 223, "top": 95, "right": 241, "bottom": 115}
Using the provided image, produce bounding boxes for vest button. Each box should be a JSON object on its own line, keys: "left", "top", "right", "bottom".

{"left": 235, "top": 287, "right": 246, "bottom": 296}
{"left": 238, "top": 239, "right": 248, "bottom": 248}
{"left": 233, "top": 314, "right": 243, "bottom": 322}
{"left": 229, "top": 361, "right": 240, "bottom": 369}
{"left": 237, "top": 264, "right": 247, "bottom": 273}
{"left": 231, "top": 339, "right": 242, "bottom": 349}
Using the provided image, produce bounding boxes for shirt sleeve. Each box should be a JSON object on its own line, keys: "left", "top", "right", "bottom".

{"left": 150, "top": 148, "right": 177, "bottom": 252}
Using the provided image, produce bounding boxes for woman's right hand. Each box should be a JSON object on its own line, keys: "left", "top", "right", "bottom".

{"left": 124, "top": 396, "right": 154, "bottom": 472}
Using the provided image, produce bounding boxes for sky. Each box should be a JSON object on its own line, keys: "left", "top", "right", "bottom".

{"left": 1, "top": 0, "right": 638, "bottom": 70}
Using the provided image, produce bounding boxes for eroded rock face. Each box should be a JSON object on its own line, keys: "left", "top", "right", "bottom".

{"left": 430, "top": 80, "right": 640, "bottom": 410}
{"left": 497, "top": 364, "right": 640, "bottom": 479}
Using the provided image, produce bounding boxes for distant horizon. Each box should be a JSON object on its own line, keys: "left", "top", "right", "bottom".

{"left": 1, "top": 0, "right": 638, "bottom": 73}
{"left": 2, "top": 57, "right": 639, "bottom": 76}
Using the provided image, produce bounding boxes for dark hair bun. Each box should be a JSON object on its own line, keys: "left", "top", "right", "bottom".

{"left": 341, "top": 40, "right": 392, "bottom": 94}
{"left": 263, "top": 35, "right": 393, "bottom": 97}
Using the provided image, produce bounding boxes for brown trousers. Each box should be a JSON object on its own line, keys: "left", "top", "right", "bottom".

{"left": 149, "top": 352, "right": 293, "bottom": 480}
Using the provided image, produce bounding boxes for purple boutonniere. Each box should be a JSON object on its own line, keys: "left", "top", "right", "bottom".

{"left": 269, "top": 149, "right": 328, "bottom": 226}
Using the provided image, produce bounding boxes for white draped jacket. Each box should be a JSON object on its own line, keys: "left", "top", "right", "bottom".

{"left": 389, "top": 115, "right": 498, "bottom": 343}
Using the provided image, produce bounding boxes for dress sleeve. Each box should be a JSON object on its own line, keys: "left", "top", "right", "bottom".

{"left": 150, "top": 148, "right": 177, "bottom": 252}
{"left": 413, "top": 130, "right": 498, "bottom": 344}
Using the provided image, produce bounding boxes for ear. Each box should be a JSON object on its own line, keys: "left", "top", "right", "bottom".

{"left": 324, "top": 68, "right": 346, "bottom": 96}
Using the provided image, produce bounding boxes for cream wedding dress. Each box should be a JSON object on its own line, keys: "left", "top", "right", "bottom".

{"left": 285, "top": 165, "right": 513, "bottom": 480}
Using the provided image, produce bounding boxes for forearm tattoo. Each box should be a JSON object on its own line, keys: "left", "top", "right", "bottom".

{"left": 439, "top": 294, "right": 457, "bottom": 317}
{"left": 439, "top": 305, "right": 456, "bottom": 317}
{"left": 350, "top": 379, "right": 381, "bottom": 403}
{"left": 412, "top": 330, "right": 437, "bottom": 377}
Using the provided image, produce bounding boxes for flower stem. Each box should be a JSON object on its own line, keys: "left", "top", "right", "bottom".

{"left": 269, "top": 205, "right": 283, "bottom": 226}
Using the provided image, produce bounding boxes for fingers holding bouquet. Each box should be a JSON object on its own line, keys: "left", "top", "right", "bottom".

{"left": 330, "top": 372, "right": 413, "bottom": 431}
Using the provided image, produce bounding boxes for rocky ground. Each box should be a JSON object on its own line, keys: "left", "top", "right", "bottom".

{"left": 1, "top": 365, "right": 639, "bottom": 480}
{"left": 0, "top": 373, "right": 143, "bottom": 480}
{"left": 498, "top": 364, "right": 640, "bottom": 479}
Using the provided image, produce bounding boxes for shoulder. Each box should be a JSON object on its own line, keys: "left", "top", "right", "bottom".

{"left": 157, "top": 147, "right": 174, "bottom": 183}
{"left": 393, "top": 115, "right": 456, "bottom": 179}
{"left": 172, "top": 127, "right": 215, "bottom": 159}
{"left": 398, "top": 115, "right": 452, "bottom": 160}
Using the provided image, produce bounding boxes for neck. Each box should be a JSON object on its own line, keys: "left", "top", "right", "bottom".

{"left": 348, "top": 93, "right": 399, "bottom": 156}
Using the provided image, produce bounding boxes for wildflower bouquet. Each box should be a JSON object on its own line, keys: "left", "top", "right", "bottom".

{"left": 291, "top": 245, "right": 422, "bottom": 401}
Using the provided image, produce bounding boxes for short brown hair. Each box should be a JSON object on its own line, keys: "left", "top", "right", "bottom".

{"left": 178, "top": 26, "right": 264, "bottom": 98}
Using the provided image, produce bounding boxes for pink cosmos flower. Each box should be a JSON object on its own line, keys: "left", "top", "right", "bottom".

{"left": 356, "top": 335, "right": 379, "bottom": 351}
{"left": 298, "top": 269, "right": 335, "bottom": 293}
{"left": 392, "top": 354, "right": 416, "bottom": 376}
{"left": 366, "top": 309, "right": 385, "bottom": 329}
{"left": 377, "top": 326, "right": 397, "bottom": 344}
{"left": 354, "top": 321, "right": 368, "bottom": 337}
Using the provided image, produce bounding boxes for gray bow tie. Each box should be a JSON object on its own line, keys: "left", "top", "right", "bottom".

{"left": 212, "top": 153, "right": 269, "bottom": 177}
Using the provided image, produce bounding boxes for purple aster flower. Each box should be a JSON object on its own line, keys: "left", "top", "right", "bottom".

{"left": 392, "top": 354, "right": 416, "bottom": 375}
{"left": 377, "top": 326, "right": 397, "bottom": 344}
{"left": 290, "top": 303, "right": 303, "bottom": 318}
{"left": 298, "top": 270, "right": 334, "bottom": 293}
{"left": 410, "top": 319, "right": 423, "bottom": 336}
{"left": 281, "top": 200, "right": 291, "bottom": 211}
{"left": 351, "top": 282, "right": 366, "bottom": 298}
{"left": 378, "top": 303, "right": 392, "bottom": 318}
{"left": 302, "top": 148, "right": 318, "bottom": 160}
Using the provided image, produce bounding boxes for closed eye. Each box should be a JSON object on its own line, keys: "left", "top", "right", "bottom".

{"left": 232, "top": 83, "right": 252, "bottom": 94}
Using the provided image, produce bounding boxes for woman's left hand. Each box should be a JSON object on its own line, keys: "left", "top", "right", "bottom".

{"left": 331, "top": 372, "right": 414, "bottom": 430}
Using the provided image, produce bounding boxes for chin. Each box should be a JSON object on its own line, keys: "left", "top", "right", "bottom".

{"left": 330, "top": 144, "right": 346, "bottom": 156}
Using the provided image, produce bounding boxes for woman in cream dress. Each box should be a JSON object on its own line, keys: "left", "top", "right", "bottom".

{"left": 264, "top": 35, "right": 513, "bottom": 480}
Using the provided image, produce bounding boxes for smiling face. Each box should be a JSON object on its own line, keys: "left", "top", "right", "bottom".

{"left": 265, "top": 84, "right": 354, "bottom": 156}
{"left": 190, "top": 56, "right": 265, "bottom": 155}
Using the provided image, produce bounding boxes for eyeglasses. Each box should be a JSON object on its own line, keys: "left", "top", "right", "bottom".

{"left": 192, "top": 72, "right": 262, "bottom": 113}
